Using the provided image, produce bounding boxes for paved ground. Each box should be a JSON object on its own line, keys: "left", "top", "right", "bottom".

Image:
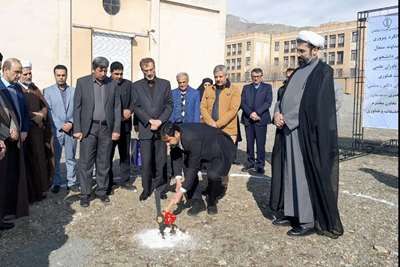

{"left": 0, "top": 94, "right": 398, "bottom": 266}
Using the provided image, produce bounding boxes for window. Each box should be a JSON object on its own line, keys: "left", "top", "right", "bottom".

{"left": 337, "top": 51, "right": 344, "bottom": 64}
{"left": 231, "top": 59, "right": 236, "bottom": 70}
{"left": 245, "top": 71, "right": 250, "bottom": 82}
{"left": 284, "top": 41, "right": 289, "bottom": 53}
{"left": 290, "top": 56, "right": 296, "bottom": 67}
{"left": 236, "top": 73, "right": 241, "bottom": 82}
{"left": 226, "top": 59, "right": 230, "bottom": 70}
{"left": 350, "top": 68, "right": 357, "bottom": 77}
{"left": 274, "top": 57, "right": 279, "bottom": 66}
{"left": 103, "top": 0, "right": 120, "bottom": 15}
{"left": 290, "top": 40, "right": 296, "bottom": 53}
{"left": 351, "top": 49, "right": 357, "bottom": 61}
{"left": 227, "top": 45, "right": 231, "bottom": 56}
{"left": 274, "top": 41, "right": 280, "bottom": 52}
{"left": 338, "top": 33, "right": 345, "bottom": 47}
{"left": 352, "top": 31, "right": 358, "bottom": 43}
{"left": 284, "top": 56, "right": 289, "bottom": 66}
{"left": 237, "top": 58, "right": 242, "bottom": 70}
{"left": 328, "top": 52, "right": 335, "bottom": 65}
{"left": 336, "top": 68, "right": 343, "bottom": 78}
{"left": 246, "top": 57, "right": 251, "bottom": 66}
{"left": 238, "top": 43, "right": 242, "bottom": 55}
{"left": 246, "top": 41, "right": 252, "bottom": 51}
{"left": 232, "top": 44, "right": 237, "bottom": 55}
{"left": 324, "top": 36, "right": 328, "bottom": 48}
{"left": 329, "top": 35, "right": 336, "bottom": 48}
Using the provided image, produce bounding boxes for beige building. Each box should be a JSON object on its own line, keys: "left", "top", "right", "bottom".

{"left": 226, "top": 21, "right": 358, "bottom": 93}
{"left": 225, "top": 32, "right": 271, "bottom": 82}
{"left": 1, "top": 0, "right": 227, "bottom": 89}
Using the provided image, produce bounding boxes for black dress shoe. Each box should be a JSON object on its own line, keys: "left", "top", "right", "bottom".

{"left": 80, "top": 197, "right": 90, "bottom": 208}
{"left": 249, "top": 168, "right": 265, "bottom": 176}
{"left": 187, "top": 199, "right": 206, "bottom": 216}
{"left": 51, "top": 185, "right": 60, "bottom": 194}
{"left": 67, "top": 185, "right": 80, "bottom": 192}
{"left": 207, "top": 205, "right": 218, "bottom": 215}
{"left": 99, "top": 195, "right": 110, "bottom": 203}
{"left": 0, "top": 221, "right": 15, "bottom": 231}
{"left": 232, "top": 160, "right": 241, "bottom": 165}
{"left": 287, "top": 226, "right": 316, "bottom": 237}
{"left": 241, "top": 166, "right": 255, "bottom": 172}
{"left": 139, "top": 191, "right": 150, "bottom": 201}
{"left": 272, "top": 216, "right": 291, "bottom": 226}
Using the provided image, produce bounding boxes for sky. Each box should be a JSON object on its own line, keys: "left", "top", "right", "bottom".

{"left": 228, "top": 0, "right": 398, "bottom": 26}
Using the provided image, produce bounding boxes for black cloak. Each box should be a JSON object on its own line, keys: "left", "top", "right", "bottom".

{"left": 271, "top": 61, "right": 343, "bottom": 238}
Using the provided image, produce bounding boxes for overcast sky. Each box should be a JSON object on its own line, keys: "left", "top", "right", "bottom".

{"left": 228, "top": 0, "right": 398, "bottom": 26}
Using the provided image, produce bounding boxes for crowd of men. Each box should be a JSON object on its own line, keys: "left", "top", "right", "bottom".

{"left": 0, "top": 30, "right": 343, "bottom": 238}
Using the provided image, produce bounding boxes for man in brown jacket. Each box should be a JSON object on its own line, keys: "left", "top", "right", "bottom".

{"left": 185, "top": 65, "right": 241, "bottom": 216}
{"left": 200, "top": 65, "right": 242, "bottom": 142}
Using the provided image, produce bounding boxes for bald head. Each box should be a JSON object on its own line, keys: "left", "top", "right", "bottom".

{"left": 2, "top": 58, "right": 22, "bottom": 84}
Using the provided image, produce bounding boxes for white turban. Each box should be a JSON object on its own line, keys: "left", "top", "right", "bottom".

{"left": 297, "top": 31, "right": 325, "bottom": 49}
{"left": 21, "top": 60, "right": 32, "bottom": 69}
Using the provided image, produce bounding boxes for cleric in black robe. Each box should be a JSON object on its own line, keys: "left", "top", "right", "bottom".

{"left": 160, "top": 122, "right": 236, "bottom": 215}
{"left": 272, "top": 31, "right": 343, "bottom": 238}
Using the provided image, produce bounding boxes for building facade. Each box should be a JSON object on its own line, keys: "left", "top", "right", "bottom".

{"left": 225, "top": 32, "right": 271, "bottom": 82}
{"left": 1, "top": 0, "right": 227, "bottom": 88}
{"left": 226, "top": 21, "right": 358, "bottom": 93}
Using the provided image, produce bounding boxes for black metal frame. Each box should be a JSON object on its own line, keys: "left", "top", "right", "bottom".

{"left": 341, "top": 5, "right": 399, "bottom": 161}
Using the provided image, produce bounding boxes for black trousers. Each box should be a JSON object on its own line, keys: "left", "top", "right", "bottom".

{"left": 184, "top": 157, "right": 231, "bottom": 206}
{"left": 109, "top": 130, "right": 131, "bottom": 186}
{"left": 3, "top": 141, "right": 20, "bottom": 216}
{"left": 78, "top": 123, "right": 113, "bottom": 198}
{"left": 245, "top": 124, "right": 267, "bottom": 168}
{"left": 140, "top": 137, "right": 167, "bottom": 196}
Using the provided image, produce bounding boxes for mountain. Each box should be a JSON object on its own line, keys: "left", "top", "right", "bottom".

{"left": 226, "top": 14, "right": 307, "bottom": 36}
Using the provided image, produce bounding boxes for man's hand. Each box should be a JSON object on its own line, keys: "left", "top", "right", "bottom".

{"left": 112, "top": 132, "right": 120, "bottom": 141}
{"left": 32, "top": 111, "right": 44, "bottom": 120}
{"left": 274, "top": 112, "right": 285, "bottom": 129}
{"left": 175, "top": 176, "right": 183, "bottom": 193}
{"left": 62, "top": 122, "right": 73, "bottom": 133}
{"left": 0, "top": 140, "right": 6, "bottom": 160}
{"left": 73, "top": 132, "right": 83, "bottom": 141}
{"left": 134, "top": 125, "right": 139, "bottom": 132}
{"left": 10, "top": 128, "right": 19, "bottom": 141}
{"left": 250, "top": 112, "right": 260, "bottom": 121}
{"left": 165, "top": 191, "right": 184, "bottom": 212}
{"left": 123, "top": 109, "right": 131, "bottom": 121}
{"left": 209, "top": 120, "right": 217, "bottom": 128}
{"left": 149, "top": 119, "right": 162, "bottom": 131}
{"left": 21, "top": 132, "right": 28, "bottom": 142}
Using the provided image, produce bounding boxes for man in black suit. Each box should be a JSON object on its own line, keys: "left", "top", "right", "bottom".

{"left": 131, "top": 58, "right": 173, "bottom": 201}
{"left": 240, "top": 68, "right": 273, "bottom": 175}
{"left": 0, "top": 58, "right": 29, "bottom": 220}
{"left": 107, "top": 61, "right": 134, "bottom": 194}
{"left": 0, "top": 74, "right": 22, "bottom": 230}
{"left": 160, "top": 122, "right": 236, "bottom": 215}
{"left": 73, "top": 57, "right": 121, "bottom": 207}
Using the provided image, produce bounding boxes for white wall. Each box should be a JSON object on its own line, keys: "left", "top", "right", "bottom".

{"left": 159, "top": 0, "right": 227, "bottom": 88}
{"left": 0, "top": 0, "right": 71, "bottom": 89}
